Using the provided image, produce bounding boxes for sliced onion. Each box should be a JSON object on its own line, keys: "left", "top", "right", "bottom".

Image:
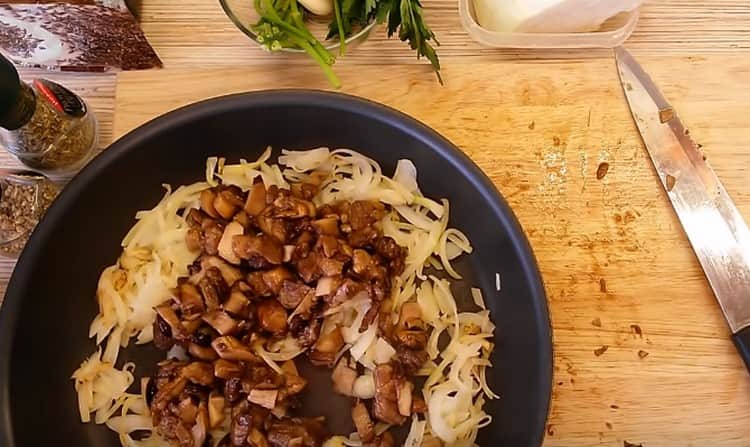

{"left": 349, "top": 324, "right": 377, "bottom": 362}
{"left": 352, "top": 374, "right": 375, "bottom": 399}
{"left": 403, "top": 416, "right": 426, "bottom": 447}
{"left": 373, "top": 338, "right": 396, "bottom": 365}
{"left": 471, "top": 287, "right": 486, "bottom": 310}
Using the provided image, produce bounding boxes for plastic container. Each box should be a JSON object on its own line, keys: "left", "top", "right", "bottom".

{"left": 459, "top": 0, "right": 640, "bottom": 49}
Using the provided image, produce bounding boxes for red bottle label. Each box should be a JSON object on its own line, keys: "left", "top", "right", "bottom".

{"left": 33, "top": 79, "right": 87, "bottom": 118}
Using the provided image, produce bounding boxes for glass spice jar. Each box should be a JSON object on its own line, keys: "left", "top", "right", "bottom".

{"left": 0, "top": 170, "right": 60, "bottom": 258}
{"left": 0, "top": 53, "right": 97, "bottom": 177}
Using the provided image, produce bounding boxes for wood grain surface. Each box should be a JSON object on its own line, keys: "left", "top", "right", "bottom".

{"left": 111, "top": 56, "right": 750, "bottom": 446}
{"left": 1, "top": 0, "right": 750, "bottom": 445}
{"left": 134, "top": 0, "right": 750, "bottom": 67}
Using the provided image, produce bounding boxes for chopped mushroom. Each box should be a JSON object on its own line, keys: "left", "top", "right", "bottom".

{"left": 154, "top": 315, "right": 175, "bottom": 350}
{"left": 200, "top": 189, "right": 220, "bottom": 218}
{"left": 212, "top": 336, "right": 262, "bottom": 363}
{"left": 261, "top": 267, "right": 295, "bottom": 295}
{"left": 155, "top": 304, "right": 184, "bottom": 340}
{"left": 420, "top": 435, "right": 442, "bottom": 447}
{"left": 257, "top": 300, "right": 288, "bottom": 334}
{"left": 267, "top": 417, "right": 328, "bottom": 447}
{"left": 181, "top": 362, "right": 215, "bottom": 386}
{"left": 245, "top": 182, "right": 267, "bottom": 216}
{"left": 174, "top": 282, "right": 205, "bottom": 319}
{"left": 248, "top": 388, "right": 278, "bottom": 410}
{"left": 201, "top": 256, "right": 244, "bottom": 286}
{"left": 191, "top": 402, "right": 209, "bottom": 447}
{"left": 257, "top": 215, "right": 289, "bottom": 244}
{"left": 309, "top": 327, "right": 344, "bottom": 366}
{"left": 214, "top": 359, "right": 243, "bottom": 379}
{"left": 352, "top": 400, "right": 376, "bottom": 443}
{"left": 198, "top": 267, "right": 228, "bottom": 310}
{"left": 224, "top": 284, "right": 251, "bottom": 317}
{"left": 268, "top": 195, "right": 316, "bottom": 219}
{"left": 411, "top": 395, "right": 427, "bottom": 414}
{"left": 188, "top": 342, "right": 218, "bottom": 361}
{"left": 218, "top": 221, "right": 245, "bottom": 265}
{"left": 231, "top": 412, "right": 252, "bottom": 447}
{"left": 233, "top": 234, "right": 284, "bottom": 265}
{"left": 311, "top": 217, "right": 339, "bottom": 236}
{"left": 278, "top": 281, "right": 314, "bottom": 310}
{"left": 202, "top": 310, "right": 239, "bottom": 335}
{"left": 214, "top": 187, "right": 245, "bottom": 220}
{"left": 201, "top": 219, "right": 225, "bottom": 256}
{"left": 396, "top": 380, "right": 413, "bottom": 417}
{"left": 248, "top": 427, "right": 270, "bottom": 447}
{"left": 372, "top": 364, "right": 406, "bottom": 425}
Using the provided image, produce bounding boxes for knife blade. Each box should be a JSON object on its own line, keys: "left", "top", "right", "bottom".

{"left": 615, "top": 47, "right": 750, "bottom": 372}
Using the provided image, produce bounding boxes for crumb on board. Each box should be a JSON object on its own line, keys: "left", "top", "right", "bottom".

{"left": 630, "top": 324, "right": 643, "bottom": 338}
{"left": 638, "top": 350, "right": 649, "bottom": 359}
{"left": 596, "top": 162, "right": 609, "bottom": 180}
{"left": 624, "top": 441, "right": 644, "bottom": 447}
{"left": 610, "top": 404, "right": 619, "bottom": 409}
{"left": 600, "top": 278, "right": 607, "bottom": 293}
{"left": 659, "top": 106, "right": 674, "bottom": 123}
{"left": 591, "top": 318, "right": 602, "bottom": 327}
{"left": 665, "top": 174, "right": 676, "bottom": 191}
{"left": 553, "top": 136, "right": 561, "bottom": 146}
{"left": 528, "top": 121, "right": 535, "bottom": 130}
{"left": 605, "top": 422, "right": 613, "bottom": 430}
{"left": 594, "top": 345, "right": 609, "bottom": 357}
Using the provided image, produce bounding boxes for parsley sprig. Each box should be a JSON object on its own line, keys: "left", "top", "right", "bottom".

{"left": 252, "top": 0, "right": 441, "bottom": 86}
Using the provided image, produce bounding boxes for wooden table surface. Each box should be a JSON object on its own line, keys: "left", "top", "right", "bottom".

{"left": 2, "top": 0, "right": 750, "bottom": 446}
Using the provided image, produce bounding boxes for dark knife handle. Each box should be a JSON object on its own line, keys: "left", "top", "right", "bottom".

{"left": 732, "top": 326, "right": 750, "bottom": 372}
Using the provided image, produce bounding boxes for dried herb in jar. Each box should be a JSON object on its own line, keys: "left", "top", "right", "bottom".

{"left": 0, "top": 53, "right": 97, "bottom": 176}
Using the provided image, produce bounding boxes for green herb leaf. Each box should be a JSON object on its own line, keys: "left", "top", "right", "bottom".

{"left": 390, "top": 0, "right": 441, "bottom": 82}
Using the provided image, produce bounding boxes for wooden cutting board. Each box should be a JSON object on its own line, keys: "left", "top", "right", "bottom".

{"left": 114, "top": 55, "right": 750, "bottom": 446}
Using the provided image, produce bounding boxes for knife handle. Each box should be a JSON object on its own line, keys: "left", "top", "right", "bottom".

{"left": 732, "top": 326, "right": 750, "bottom": 372}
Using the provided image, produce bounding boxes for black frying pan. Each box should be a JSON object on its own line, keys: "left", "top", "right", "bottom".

{"left": 0, "top": 90, "right": 552, "bottom": 446}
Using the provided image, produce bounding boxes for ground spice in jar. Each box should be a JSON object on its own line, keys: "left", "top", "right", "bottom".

{"left": 0, "top": 173, "right": 59, "bottom": 258}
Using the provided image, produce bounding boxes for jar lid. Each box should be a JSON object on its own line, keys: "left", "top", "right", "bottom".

{"left": 0, "top": 53, "right": 25, "bottom": 130}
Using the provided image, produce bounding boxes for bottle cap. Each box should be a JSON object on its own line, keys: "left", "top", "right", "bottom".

{"left": 0, "top": 54, "right": 31, "bottom": 130}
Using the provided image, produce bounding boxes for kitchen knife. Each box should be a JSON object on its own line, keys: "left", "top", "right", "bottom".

{"left": 615, "top": 47, "right": 750, "bottom": 372}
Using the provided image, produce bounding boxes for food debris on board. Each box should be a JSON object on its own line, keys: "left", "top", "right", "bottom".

{"left": 71, "top": 147, "right": 499, "bottom": 447}
{"left": 594, "top": 345, "right": 609, "bottom": 357}
{"left": 630, "top": 324, "right": 642, "bottom": 338}
{"left": 596, "top": 162, "right": 609, "bottom": 180}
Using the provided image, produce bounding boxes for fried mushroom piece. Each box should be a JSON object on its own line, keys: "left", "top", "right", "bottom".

{"left": 233, "top": 234, "right": 284, "bottom": 266}
{"left": 267, "top": 417, "right": 328, "bottom": 447}
{"left": 372, "top": 364, "right": 406, "bottom": 425}
{"left": 352, "top": 400, "right": 376, "bottom": 443}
